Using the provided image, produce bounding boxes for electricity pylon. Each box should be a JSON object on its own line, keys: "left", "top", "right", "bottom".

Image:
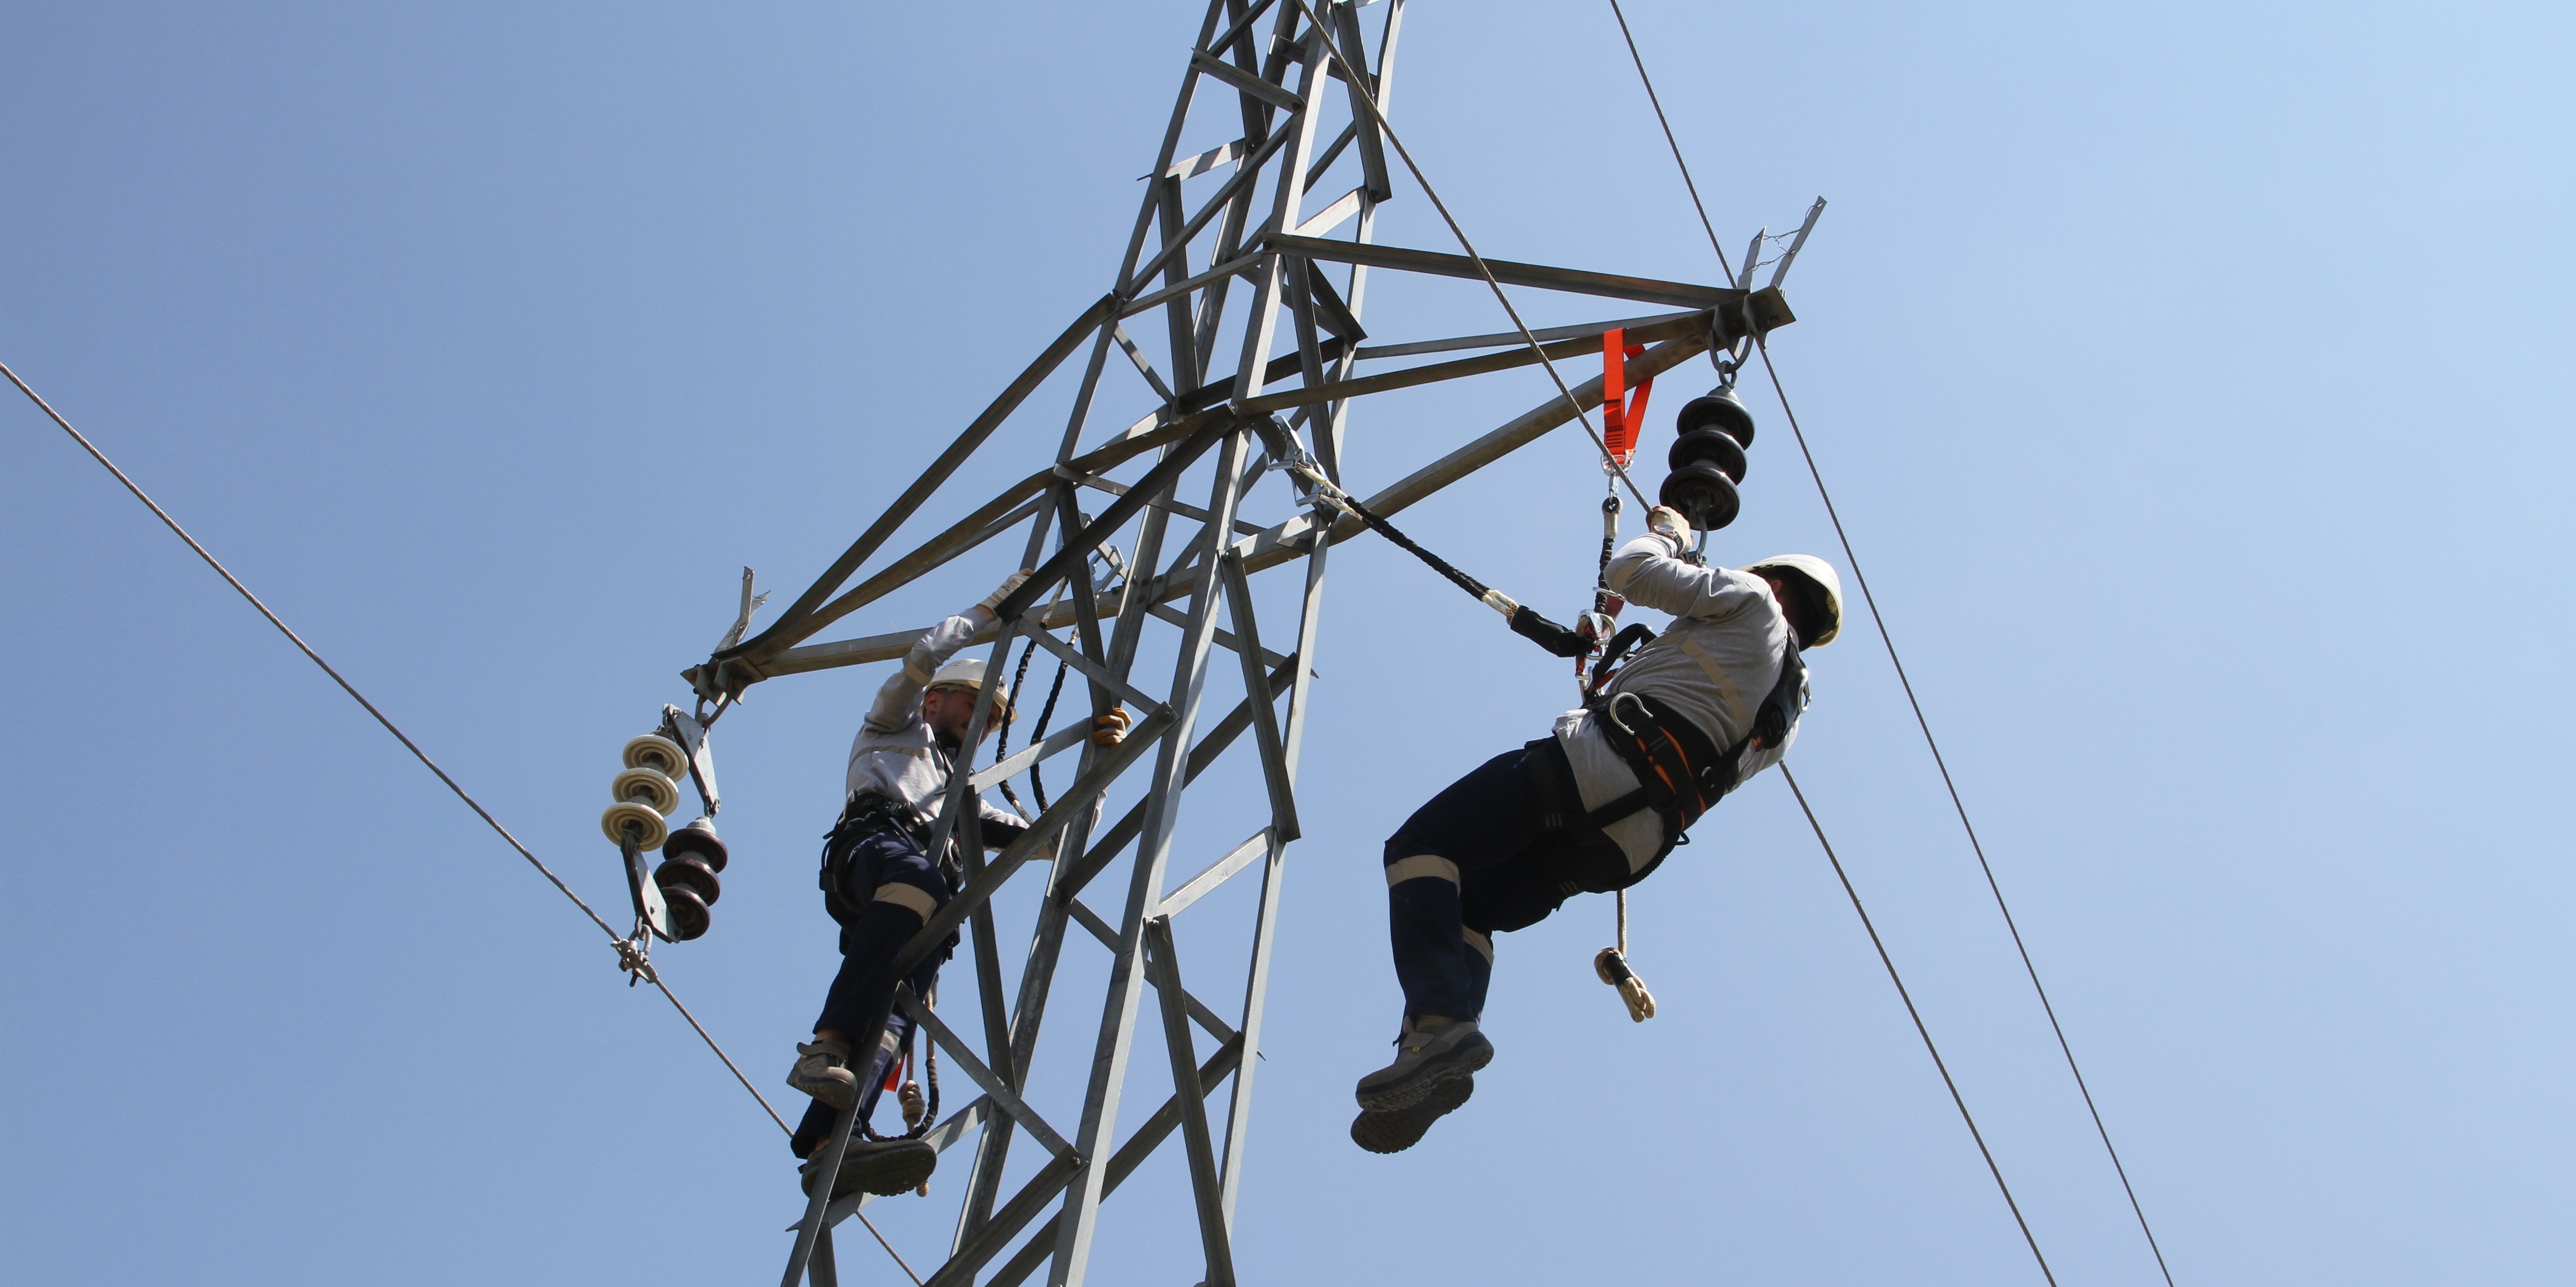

{"left": 681, "top": 3, "right": 1789, "bottom": 1282}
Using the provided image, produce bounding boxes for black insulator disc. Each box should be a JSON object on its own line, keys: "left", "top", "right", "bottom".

{"left": 662, "top": 820, "right": 728, "bottom": 872}
{"left": 1675, "top": 388, "right": 1756, "bottom": 448}
{"left": 656, "top": 854, "right": 722, "bottom": 906}
{"left": 1667, "top": 429, "right": 1748, "bottom": 483}
{"left": 663, "top": 886, "right": 712, "bottom": 941}
{"left": 1659, "top": 463, "right": 1742, "bottom": 532}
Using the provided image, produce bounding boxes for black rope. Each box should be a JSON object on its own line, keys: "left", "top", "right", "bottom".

{"left": 1780, "top": 765, "right": 2059, "bottom": 1287}
{"left": 1329, "top": 490, "right": 1494, "bottom": 602}
{"left": 995, "top": 635, "right": 1040, "bottom": 819}
{"left": 1028, "top": 652, "right": 1071, "bottom": 815}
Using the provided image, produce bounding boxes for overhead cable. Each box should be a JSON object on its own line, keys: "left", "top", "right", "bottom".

{"left": 1780, "top": 765, "right": 2059, "bottom": 1286}
{"left": 1758, "top": 340, "right": 2177, "bottom": 1287}
{"left": 2, "top": 359, "right": 797, "bottom": 1145}
{"left": 1593, "top": 6, "right": 2181, "bottom": 1282}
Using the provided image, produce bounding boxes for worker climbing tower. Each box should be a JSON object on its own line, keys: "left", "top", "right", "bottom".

{"left": 657, "top": 3, "right": 1800, "bottom": 1282}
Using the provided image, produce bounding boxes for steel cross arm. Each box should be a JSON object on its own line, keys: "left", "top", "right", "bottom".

{"left": 702, "top": 406, "right": 1216, "bottom": 689}
{"left": 776, "top": 410, "right": 1213, "bottom": 644}
{"left": 722, "top": 292, "right": 1117, "bottom": 675}
{"left": 1265, "top": 231, "right": 1786, "bottom": 318}
{"left": 1231, "top": 308, "right": 1708, "bottom": 416}
{"left": 1355, "top": 307, "right": 1703, "bottom": 360}
{"left": 754, "top": 548, "right": 1300, "bottom": 677}
{"left": 894, "top": 985, "right": 1078, "bottom": 1161}
{"left": 1228, "top": 328, "right": 1712, "bottom": 569}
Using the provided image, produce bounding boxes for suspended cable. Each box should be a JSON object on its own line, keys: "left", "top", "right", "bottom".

{"left": 1594, "top": 8, "right": 2181, "bottom": 1282}
{"left": 1287, "top": 0, "right": 1650, "bottom": 509}
{"left": 1757, "top": 340, "right": 2177, "bottom": 1286}
{"left": 1780, "top": 765, "right": 2058, "bottom": 1286}
{"left": 1604, "top": 0, "right": 1736, "bottom": 285}
{"left": 2, "top": 357, "right": 797, "bottom": 1142}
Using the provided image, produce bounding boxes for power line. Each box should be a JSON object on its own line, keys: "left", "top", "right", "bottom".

{"left": 1605, "top": 0, "right": 1736, "bottom": 286}
{"left": 1590, "top": 5, "right": 2180, "bottom": 1282}
{"left": 1780, "top": 765, "right": 2058, "bottom": 1286}
{"left": 1, "top": 358, "right": 798, "bottom": 1141}
{"left": 1756, "top": 339, "right": 2178, "bottom": 1287}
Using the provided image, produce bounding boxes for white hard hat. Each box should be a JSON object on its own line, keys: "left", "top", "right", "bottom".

{"left": 928, "top": 656, "right": 1015, "bottom": 721}
{"left": 1744, "top": 554, "right": 1845, "bottom": 648}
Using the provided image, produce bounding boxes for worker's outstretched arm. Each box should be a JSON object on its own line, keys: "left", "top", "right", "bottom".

{"left": 1605, "top": 507, "right": 1772, "bottom": 623}
{"left": 862, "top": 607, "right": 990, "bottom": 735}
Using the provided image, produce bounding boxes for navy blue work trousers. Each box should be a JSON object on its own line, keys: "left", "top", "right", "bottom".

{"left": 791, "top": 825, "right": 953, "bottom": 1158}
{"left": 1382, "top": 739, "right": 1629, "bottom": 1024}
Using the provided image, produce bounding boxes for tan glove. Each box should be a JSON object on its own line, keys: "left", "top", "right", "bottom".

{"left": 1091, "top": 706, "right": 1133, "bottom": 747}
{"left": 977, "top": 569, "right": 1034, "bottom": 617}
{"left": 1645, "top": 505, "right": 1693, "bottom": 552}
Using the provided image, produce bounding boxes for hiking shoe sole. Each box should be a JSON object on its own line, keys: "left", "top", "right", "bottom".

{"left": 1351, "top": 1075, "right": 1474, "bottom": 1154}
{"left": 787, "top": 1066, "right": 858, "bottom": 1111}
{"left": 847, "top": 1139, "right": 938, "bottom": 1197}
{"left": 1354, "top": 1029, "right": 1492, "bottom": 1112}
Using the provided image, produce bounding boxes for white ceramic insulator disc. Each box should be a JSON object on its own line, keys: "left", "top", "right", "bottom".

{"left": 611, "top": 766, "right": 681, "bottom": 815}
{"left": 623, "top": 734, "right": 689, "bottom": 779}
{"left": 600, "top": 801, "right": 670, "bottom": 850}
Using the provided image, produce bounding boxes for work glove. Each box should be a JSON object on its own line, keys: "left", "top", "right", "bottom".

{"left": 977, "top": 569, "right": 1035, "bottom": 617}
{"left": 1091, "top": 706, "right": 1133, "bottom": 747}
{"left": 1645, "top": 505, "right": 1693, "bottom": 553}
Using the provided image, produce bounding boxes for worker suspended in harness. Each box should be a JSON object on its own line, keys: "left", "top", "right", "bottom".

{"left": 1351, "top": 505, "right": 1844, "bottom": 1154}
{"left": 783, "top": 570, "right": 1130, "bottom": 1200}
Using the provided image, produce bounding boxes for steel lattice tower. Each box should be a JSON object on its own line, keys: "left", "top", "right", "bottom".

{"left": 674, "top": 3, "right": 1789, "bottom": 1282}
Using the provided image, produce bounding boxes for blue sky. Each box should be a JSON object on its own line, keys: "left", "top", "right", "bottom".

{"left": 3, "top": 1, "right": 2569, "bottom": 1284}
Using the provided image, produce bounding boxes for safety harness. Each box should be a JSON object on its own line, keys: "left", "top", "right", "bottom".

{"left": 1267, "top": 335, "right": 1798, "bottom": 1025}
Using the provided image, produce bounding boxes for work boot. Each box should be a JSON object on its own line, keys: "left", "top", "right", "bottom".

{"left": 1351, "top": 1074, "right": 1474, "bottom": 1154}
{"left": 1354, "top": 1019, "right": 1491, "bottom": 1112}
{"left": 801, "top": 1138, "right": 939, "bottom": 1199}
{"left": 787, "top": 1037, "right": 858, "bottom": 1110}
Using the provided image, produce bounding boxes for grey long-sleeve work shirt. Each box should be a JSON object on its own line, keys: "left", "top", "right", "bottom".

{"left": 1551, "top": 531, "right": 1802, "bottom": 871}
{"left": 844, "top": 609, "right": 1025, "bottom": 841}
